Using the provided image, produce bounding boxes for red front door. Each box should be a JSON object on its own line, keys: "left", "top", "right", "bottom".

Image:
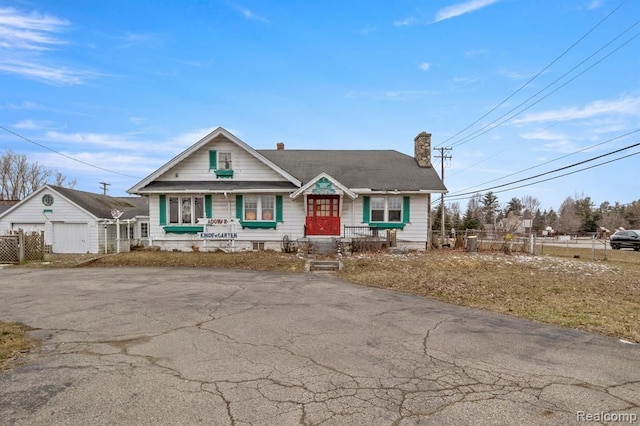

{"left": 306, "top": 195, "right": 340, "bottom": 236}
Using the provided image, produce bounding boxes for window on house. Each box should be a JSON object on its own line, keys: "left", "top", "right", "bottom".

{"left": 371, "top": 197, "right": 385, "bottom": 221}
{"left": 219, "top": 152, "right": 232, "bottom": 170}
{"left": 370, "top": 196, "right": 403, "bottom": 222}
{"left": 168, "top": 196, "right": 205, "bottom": 224}
{"left": 140, "top": 222, "right": 149, "bottom": 238}
{"left": 244, "top": 195, "right": 276, "bottom": 221}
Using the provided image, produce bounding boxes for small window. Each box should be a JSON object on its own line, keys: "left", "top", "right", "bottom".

{"left": 244, "top": 195, "right": 276, "bottom": 221}
{"left": 388, "top": 197, "right": 402, "bottom": 222}
{"left": 168, "top": 196, "right": 204, "bottom": 225}
{"left": 370, "top": 196, "right": 403, "bottom": 222}
{"left": 219, "top": 152, "right": 232, "bottom": 170}
{"left": 371, "top": 197, "right": 385, "bottom": 221}
{"left": 140, "top": 222, "right": 149, "bottom": 238}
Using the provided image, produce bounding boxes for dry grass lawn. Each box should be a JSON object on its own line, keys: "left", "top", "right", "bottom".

{"left": 0, "top": 323, "right": 38, "bottom": 371}
{"left": 340, "top": 247, "right": 640, "bottom": 343}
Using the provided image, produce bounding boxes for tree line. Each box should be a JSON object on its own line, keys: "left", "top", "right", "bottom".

{"left": 432, "top": 191, "right": 640, "bottom": 235}
{"left": 0, "top": 150, "right": 76, "bottom": 200}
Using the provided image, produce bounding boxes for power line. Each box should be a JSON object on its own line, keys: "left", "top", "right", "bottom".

{"left": 448, "top": 140, "right": 640, "bottom": 199}
{"left": 444, "top": 150, "right": 640, "bottom": 203}
{"left": 439, "top": 0, "right": 630, "bottom": 147}
{"left": 450, "top": 22, "right": 640, "bottom": 149}
{"left": 0, "top": 125, "right": 142, "bottom": 179}
{"left": 449, "top": 128, "right": 640, "bottom": 195}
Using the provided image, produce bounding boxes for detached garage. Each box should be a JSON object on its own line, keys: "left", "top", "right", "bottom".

{"left": 0, "top": 185, "right": 149, "bottom": 254}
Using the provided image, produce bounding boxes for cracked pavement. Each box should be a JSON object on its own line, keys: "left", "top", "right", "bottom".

{"left": 0, "top": 267, "right": 638, "bottom": 425}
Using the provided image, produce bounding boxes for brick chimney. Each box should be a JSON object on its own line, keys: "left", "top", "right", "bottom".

{"left": 414, "top": 132, "right": 431, "bottom": 167}
{"left": 276, "top": 142, "right": 285, "bottom": 150}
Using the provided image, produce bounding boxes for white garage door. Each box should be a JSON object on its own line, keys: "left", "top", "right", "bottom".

{"left": 52, "top": 223, "right": 89, "bottom": 253}
{"left": 12, "top": 223, "right": 45, "bottom": 233}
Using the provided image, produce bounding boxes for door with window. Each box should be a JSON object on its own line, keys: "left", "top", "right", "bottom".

{"left": 306, "top": 195, "right": 340, "bottom": 236}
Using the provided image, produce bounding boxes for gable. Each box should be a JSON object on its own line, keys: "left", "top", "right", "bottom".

{"left": 128, "top": 127, "right": 301, "bottom": 194}
{"left": 157, "top": 134, "right": 288, "bottom": 182}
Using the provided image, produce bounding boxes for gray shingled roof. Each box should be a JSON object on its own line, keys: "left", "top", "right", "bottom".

{"left": 51, "top": 186, "right": 148, "bottom": 219}
{"left": 257, "top": 150, "right": 447, "bottom": 191}
{"left": 140, "top": 181, "right": 298, "bottom": 192}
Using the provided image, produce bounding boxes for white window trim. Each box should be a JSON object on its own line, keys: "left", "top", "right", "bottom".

{"left": 244, "top": 195, "right": 276, "bottom": 221}
{"left": 168, "top": 195, "right": 205, "bottom": 225}
{"left": 370, "top": 196, "right": 403, "bottom": 222}
{"left": 218, "top": 152, "right": 233, "bottom": 170}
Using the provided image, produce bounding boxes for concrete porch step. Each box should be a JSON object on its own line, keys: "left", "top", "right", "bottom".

{"left": 307, "top": 259, "right": 342, "bottom": 272}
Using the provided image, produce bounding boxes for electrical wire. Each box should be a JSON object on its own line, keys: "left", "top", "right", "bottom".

{"left": 0, "top": 125, "right": 142, "bottom": 179}
{"left": 449, "top": 128, "right": 640, "bottom": 195}
{"left": 444, "top": 150, "right": 640, "bottom": 203}
{"left": 437, "top": 0, "right": 630, "bottom": 148}
{"left": 450, "top": 22, "right": 640, "bottom": 149}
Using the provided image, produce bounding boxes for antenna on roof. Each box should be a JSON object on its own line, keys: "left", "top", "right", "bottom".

{"left": 99, "top": 182, "right": 111, "bottom": 195}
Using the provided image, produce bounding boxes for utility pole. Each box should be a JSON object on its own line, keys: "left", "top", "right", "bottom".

{"left": 99, "top": 182, "right": 110, "bottom": 195}
{"left": 434, "top": 147, "right": 452, "bottom": 247}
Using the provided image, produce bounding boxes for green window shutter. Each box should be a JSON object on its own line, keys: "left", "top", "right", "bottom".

{"left": 276, "top": 195, "right": 283, "bottom": 222}
{"left": 235, "top": 195, "right": 243, "bottom": 219}
{"left": 159, "top": 195, "right": 167, "bottom": 225}
{"left": 403, "top": 196, "right": 411, "bottom": 223}
{"left": 209, "top": 150, "right": 217, "bottom": 169}
{"left": 205, "top": 194, "right": 213, "bottom": 218}
{"left": 363, "top": 196, "right": 370, "bottom": 223}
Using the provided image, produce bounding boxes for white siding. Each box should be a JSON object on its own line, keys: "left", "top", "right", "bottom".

{"left": 0, "top": 188, "right": 101, "bottom": 253}
{"left": 148, "top": 193, "right": 306, "bottom": 251}
{"left": 157, "top": 136, "right": 288, "bottom": 182}
{"left": 147, "top": 192, "right": 431, "bottom": 251}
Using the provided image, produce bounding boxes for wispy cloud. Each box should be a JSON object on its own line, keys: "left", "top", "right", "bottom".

{"left": 498, "top": 68, "right": 530, "bottom": 80}
{"left": 346, "top": 89, "right": 436, "bottom": 101}
{"left": 235, "top": 6, "right": 269, "bottom": 23}
{"left": 434, "top": 0, "right": 498, "bottom": 23}
{"left": 13, "top": 119, "right": 63, "bottom": 130}
{"left": 0, "top": 58, "right": 97, "bottom": 85}
{"left": 0, "top": 7, "right": 68, "bottom": 50}
{"left": 359, "top": 26, "right": 376, "bottom": 35}
{"left": 587, "top": 0, "right": 603, "bottom": 10}
{"left": 0, "top": 7, "right": 96, "bottom": 85}
{"left": 514, "top": 96, "right": 640, "bottom": 124}
{"left": 114, "top": 31, "right": 165, "bottom": 49}
{"left": 393, "top": 16, "right": 417, "bottom": 27}
{"left": 419, "top": 62, "right": 431, "bottom": 71}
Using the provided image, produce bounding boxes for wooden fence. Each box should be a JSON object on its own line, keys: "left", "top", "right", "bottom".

{"left": 0, "top": 230, "right": 45, "bottom": 264}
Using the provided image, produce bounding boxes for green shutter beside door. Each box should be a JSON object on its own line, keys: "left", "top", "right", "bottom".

{"left": 205, "top": 194, "right": 212, "bottom": 218}
{"left": 363, "top": 196, "right": 370, "bottom": 223}
{"left": 403, "top": 196, "right": 411, "bottom": 223}
{"left": 159, "top": 194, "right": 166, "bottom": 225}
{"left": 209, "top": 150, "right": 217, "bottom": 169}
{"left": 276, "top": 195, "right": 283, "bottom": 222}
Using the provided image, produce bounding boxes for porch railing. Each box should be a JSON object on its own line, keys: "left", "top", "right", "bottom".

{"left": 343, "top": 225, "right": 387, "bottom": 239}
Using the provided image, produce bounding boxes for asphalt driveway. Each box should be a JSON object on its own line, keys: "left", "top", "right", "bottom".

{"left": 0, "top": 267, "right": 638, "bottom": 425}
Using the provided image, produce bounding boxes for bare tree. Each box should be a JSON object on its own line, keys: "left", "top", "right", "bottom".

{"left": 520, "top": 195, "right": 541, "bottom": 218}
{"left": 0, "top": 150, "right": 75, "bottom": 200}
{"left": 555, "top": 196, "right": 581, "bottom": 234}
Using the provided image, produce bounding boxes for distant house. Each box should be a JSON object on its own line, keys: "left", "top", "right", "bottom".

{"left": 0, "top": 185, "right": 149, "bottom": 254}
{"left": 127, "top": 127, "right": 446, "bottom": 251}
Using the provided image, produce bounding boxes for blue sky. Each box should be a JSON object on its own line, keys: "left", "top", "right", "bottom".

{"left": 1, "top": 0, "right": 639, "bottom": 212}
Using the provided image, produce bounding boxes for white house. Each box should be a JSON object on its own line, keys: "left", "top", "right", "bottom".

{"left": 0, "top": 185, "right": 149, "bottom": 254}
{"left": 127, "top": 127, "right": 446, "bottom": 251}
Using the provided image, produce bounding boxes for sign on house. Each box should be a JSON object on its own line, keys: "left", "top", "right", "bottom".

{"left": 197, "top": 217, "right": 238, "bottom": 239}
